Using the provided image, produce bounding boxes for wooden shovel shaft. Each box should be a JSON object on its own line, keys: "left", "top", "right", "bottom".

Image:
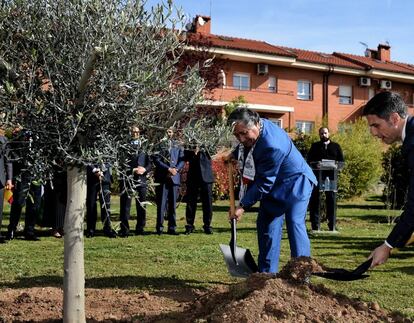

{"left": 228, "top": 162, "right": 236, "bottom": 215}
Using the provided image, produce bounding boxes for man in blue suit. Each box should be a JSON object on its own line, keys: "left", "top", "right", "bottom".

{"left": 226, "top": 108, "right": 317, "bottom": 273}
{"left": 363, "top": 91, "right": 414, "bottom": 268}
{"left": 153, "top": 127, "right": 185, "bottom": 235}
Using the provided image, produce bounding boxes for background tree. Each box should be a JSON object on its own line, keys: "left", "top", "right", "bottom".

{"left": 0, "top": 0, "right": 222, "bottom": 320}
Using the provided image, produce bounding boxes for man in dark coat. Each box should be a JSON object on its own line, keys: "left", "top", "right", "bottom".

{"left": 0, "top": 132, "right": 12, "bottom": 243}
{"left": 307, "top": 127, "right": 344, "bottom": 231}
{"left": 85, "top": 162, "right": 116, "bottom": 238}
{"left": 7, "top": 128, "right": 41, "bottom": 241}
{"left": 184, "top": 144, "right": 214, "bottom": 234}
{"left": 363, "top": 91, "right": 414, "bottom": 268}
{"left": 119, "top": 126, "right": 152, "bottom": 237}
{"left": 153, "top": 127, "right": 185, "bottom": 235}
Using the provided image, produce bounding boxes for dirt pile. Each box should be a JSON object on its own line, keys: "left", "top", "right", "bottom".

{"left": 0, "top": 258, "right": 410, "bottom": 322}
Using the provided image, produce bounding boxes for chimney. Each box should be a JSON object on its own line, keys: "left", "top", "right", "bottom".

{"left": 365, "top": 48, "right": 378, "bottom": 59}
{"left": 193, "top": 15, "right": 211, "bottom": 34}
{"left": 378, "top": 43, "right": 391, "bottom": 62}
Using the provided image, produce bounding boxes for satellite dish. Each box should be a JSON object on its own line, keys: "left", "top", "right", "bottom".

{"left": 198, "top": 16, "right": 205, "bottom": 26}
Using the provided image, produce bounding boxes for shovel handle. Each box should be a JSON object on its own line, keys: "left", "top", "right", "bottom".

{"left": 227, "top": 162, "right": 236, "bottom": 216}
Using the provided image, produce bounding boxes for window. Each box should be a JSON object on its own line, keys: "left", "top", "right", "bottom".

{"left": 339, "top": 85, "right": 352, "bottom": 104}
{"left": 296, "top": 121, "right": 314, "bottom": 134}
{"left": 269, "top": 118, "right": 282, "bottom": 128}
{"left": 268, "top": 76, "right": 277, "bottom": 92}
{"left": 297, "top": 80, "right": 312, "bottom": 100}
{"left": 233, "top": 73, "right": 250, "bottom": 90}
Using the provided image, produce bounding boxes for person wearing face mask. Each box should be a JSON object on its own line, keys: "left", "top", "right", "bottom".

{"left": 307, "top": 127, "right": 344, "bottom": 231}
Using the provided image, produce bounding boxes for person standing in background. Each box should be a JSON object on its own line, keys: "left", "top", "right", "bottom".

{"left": 0, "top": 129, "right": 12, "bottom": 243}
{"left": 153, "top": 127, "right": 185, "bottom": 235}
{"left": 307, "top": 127, "right": 344, "bottom": 231}
{"left": 119, "top": 126, "right": 152, "bottom": 237}
{"left": 184, "top": 143, "right": 214, "bottom": 235}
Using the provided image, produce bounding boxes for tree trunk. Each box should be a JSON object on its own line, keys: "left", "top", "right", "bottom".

{"left": 63, "top": 166, "right": 87, "bottom": 322}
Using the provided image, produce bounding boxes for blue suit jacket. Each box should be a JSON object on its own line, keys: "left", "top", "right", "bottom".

{"left": 387, "top": 116, "right": 414, "bottom": 247}
{"left": 153, "top": 140, "right": 185, "bottom": 186}
{"left": 237, "top": 119, "right": 317, "bottom": 210}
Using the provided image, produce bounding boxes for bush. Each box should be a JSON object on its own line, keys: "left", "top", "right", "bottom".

{"left": 293, "top": 119, "right": 383, "bottom": 200}
{"left": 334, "top": 119, "right": 383, "bottom": 199}
{"left": 381, "top": 143, "right": 408, "bottom": 210}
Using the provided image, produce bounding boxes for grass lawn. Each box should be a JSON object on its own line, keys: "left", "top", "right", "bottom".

{"left": 0, "top": 195, "right": 413, "bottom": 319}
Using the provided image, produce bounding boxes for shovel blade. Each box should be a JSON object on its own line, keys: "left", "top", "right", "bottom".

{"left": 220, "top": 244, "right": 258, "bottom": 278}
{"left": 312, "top": 271, "right": 369, "bottom": 281}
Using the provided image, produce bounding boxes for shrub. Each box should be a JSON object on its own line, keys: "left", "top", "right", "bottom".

{"left": 334, "top": 119, "right": 383, "bottom": 199}
{"left": 381, "top": 143, "right": 408, "bottom": 210}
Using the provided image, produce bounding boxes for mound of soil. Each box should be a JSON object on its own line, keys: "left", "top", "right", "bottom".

{"left": 0, "top": 257, "right": 410, "bottom": 322}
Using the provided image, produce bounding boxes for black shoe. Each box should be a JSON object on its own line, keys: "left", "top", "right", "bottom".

{"left": 184, "top": 225, "right": 194, "bottom": 235}
{"left": 24, "top": 232, "right": 40, "bottom": 241}
{"left": 5, "top": 230, "right": 14, "bottom": 240}
{"left": 167, "top": 229, "right": 179, "bottom": 236}
{"left": 103, "top": 228, "right": 117, "bottom": 238}
{"left": 135, "top": 229, "right": 145, "bottom": 236}
{"left": 85, "top": 229, "right": 95, "bottom": 238}
{"left": 0, "top": 235, "right": 7, "bottom": 244}
{"left": 204, "top": 227, "right": 213, "bottom": 235}
{"left": 118, "top": 230, "right": 129, "bottom": 238}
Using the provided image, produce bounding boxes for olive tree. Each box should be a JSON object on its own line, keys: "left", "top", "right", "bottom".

{"left": 0, "top": 0, "right": 212, "bottom": 321}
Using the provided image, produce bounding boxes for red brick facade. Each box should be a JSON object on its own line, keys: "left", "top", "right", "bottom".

{"left": 187, "top": 16, "right": 414, "bottom": 132}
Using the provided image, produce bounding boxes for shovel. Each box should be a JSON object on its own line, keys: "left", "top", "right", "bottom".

{"left": 312, "top": 258, "right": 372, "bottom": 281}
{"left": 219, "top": 162, "right": 259, "bottom": 278}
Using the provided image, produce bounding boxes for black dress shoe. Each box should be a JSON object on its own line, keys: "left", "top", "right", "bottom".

{"left": 184, "top": 225, "right": 194, "bottom": 235}
{"left": 204, "top": 227, "right": 213, "bottom": 235}
{"left": 6, "top": 230, "right": 14, "bottom": 240}
{"left": 118, "top": 230, "right": 129, "bottom": 238}
{"left": 135, "top": 229, "right": 145, "bottom": 236}
{"left": 24, "top": 232, "right": 40, "bottom": 241}
{"left": 167, "top": 229, "right": 179, "bottom": 236}
{"left": 85, "top": 229, "right": 95, "bottom": 238}
{"left": 103, "top": 228, "right": 117, "bottom": 238}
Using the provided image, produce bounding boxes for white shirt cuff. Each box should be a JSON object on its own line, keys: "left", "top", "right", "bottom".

{"left": 384, "top": 240, "right": 393, "bottom": 249}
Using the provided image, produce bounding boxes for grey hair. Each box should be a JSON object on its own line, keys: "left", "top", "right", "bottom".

{"left": 227, "top": 107, "right": 260, "bottom": 129}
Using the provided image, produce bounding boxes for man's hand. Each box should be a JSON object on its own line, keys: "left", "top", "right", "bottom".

{"left": 212, "top": 147, "right": 233, "bottom": 162}
{"left": 168, "top": 167, "right": 177, "bottom": 176}
{"left": 5, "top": 180, "right": 13, "bottom": 190}
{"left": 229, "top": 206, "right": 244, "bottom": 222}
{"left": 134, "top": 166, "right": 146, "bottom": 175}
{"left": 94, "top": 169, "right": 104, "bottom": 179}
{"left": 369, "top": 243, "right": 392, "bottom": 268}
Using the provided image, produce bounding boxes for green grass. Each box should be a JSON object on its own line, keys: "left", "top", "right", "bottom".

{"left": 0, "top": 196, "right": 413, "bottom": 318}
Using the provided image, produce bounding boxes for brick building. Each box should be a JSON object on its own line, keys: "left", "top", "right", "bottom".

{"left": 187, "top": 15, "right": 414, "bottom": 132}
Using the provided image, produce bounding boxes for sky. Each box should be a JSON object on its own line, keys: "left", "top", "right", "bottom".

{"left": 144, "top": 0, "right": 414, "bottom": 64}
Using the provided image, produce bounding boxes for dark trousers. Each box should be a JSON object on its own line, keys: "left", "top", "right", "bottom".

{"left": 309, "top": 186, "right": 336, "bottom": 230}
{"left": 86, "top": 182, "right": 112, "bottom": 231}
{"left": 8, "top": 177, "right": 42, "bottom": 234}
{"left": 0, "top": 187, "right": 4, "bottom": 236}
{"left": 155, "top": 180, "right": 178, "bottom": 232}
{"left": 185, "top": 180, "right": 213, "bottom": 230}
{"left": 119, "top": 181, "right": 147, "bottom": 232}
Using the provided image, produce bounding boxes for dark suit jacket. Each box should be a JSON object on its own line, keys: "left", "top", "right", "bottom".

{"left": 387, "top": 116, "right": 414, "bottom": 247}
{"left": 184, "top": 149, "right": 214, "bottom": 184}
{"left": 307, "top": 141, "right": 344, "bottom": 164}
{"left": 153, "top": 140, "right": 185, "bottom": 185}
{"left": 128, "top": 149, "right": 152, "bottom": 185}
{"left": 87, "top": 163, "right": 112, "bottom": 185}
{"left": 0, "top": 136, "right": 12, "bottom": 188}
